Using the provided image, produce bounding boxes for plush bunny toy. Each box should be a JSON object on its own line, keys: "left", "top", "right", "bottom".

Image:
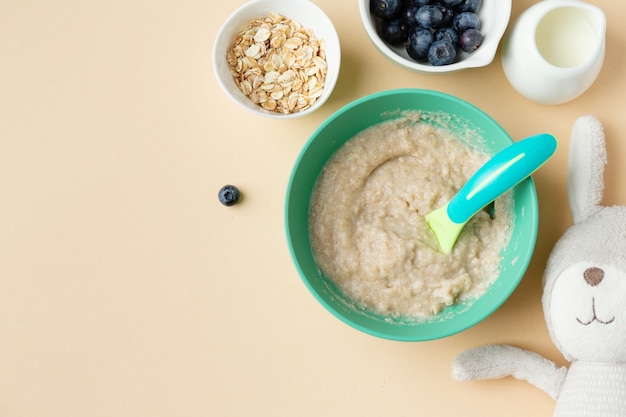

{"left": 452, "top": 115, "right": 626, "bottom": 416}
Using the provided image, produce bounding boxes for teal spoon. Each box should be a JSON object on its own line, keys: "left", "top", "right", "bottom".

{"left": 425, "top": 133, "right": 558, "bottom": 254}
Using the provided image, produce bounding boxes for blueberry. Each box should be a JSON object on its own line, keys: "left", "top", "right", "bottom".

{"left": 375, "top": 0, "right": 483, "bottom": 66}
{"left": 406, "top": 27, "right": 433, "bottom": 61}
{"left": 434, "top": 27, "right": 459, "bottom": 46}
{"left": 370, "top": 0, "right": 403, "bottom": 19}
{"left": 404, "top": 0, "right": 431, "bottom": 6}
{"left": 439, "top": 7, "right": 455, "bottom": 27}
{"left": 439, "top": 0, "right": 463, "bottom": 7}
{"left": 218, "top": 185, "right": 241, "bottom": 206}
{"left": 453, "top": 12, "right": 481, "bottom": 32}
{"left": 459, "top": 28, "right": 483, "bottom": 52}
{"left": 456, "top": 0, "right": 481, "bottom": 13}
{"left": 428, "top": 40, "right": 456, "bottom": 65}
{"left": 415, "top": 5, "right": 445, "bottom": 28}
{"left": 402, "top": 6, "right": 421, "bottom": 27}
{"left": 381, "top": 18, "right": 409, "bottom": 45}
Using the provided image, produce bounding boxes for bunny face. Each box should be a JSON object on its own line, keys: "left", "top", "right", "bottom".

{"left": 547, "top": 258, "right": 626, "bottom": 361}
{"left": 543, "top": 207, "right": 626, "bottom": 362}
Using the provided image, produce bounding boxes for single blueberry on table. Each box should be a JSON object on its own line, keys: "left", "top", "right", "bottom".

{"left": 218, "top": 185, "right": 241, "bottom": 206}
{"left": 453, "top": 11, "right": 481, "bottom": 32}
{"left": 415, "top": 5, "right": 445, "bottom": 28}
{"left": 406, "top": 27, "right": 434, "bottom": 61}
{"left": 434, "top": 27, "right": 459, "bottom": 46}
{"left": 381, "top": 18, "right": 409, "bottom": 45}
{"left": 370, "top": 0, "right": 402, "bottom": 20}
{"left": 459, "top": 28, "right": 483, "bottom": 52}
{"left": 428, "top": 40, "right": 456, "bottom": 65}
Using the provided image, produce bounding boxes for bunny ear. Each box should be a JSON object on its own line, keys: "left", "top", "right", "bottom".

{"left": 567, "top": 115, "right": 607, "bottom": 224}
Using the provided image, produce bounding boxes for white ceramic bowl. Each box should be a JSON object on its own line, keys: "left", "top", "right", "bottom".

{"left": 213, "top": 0, "right": 341, "bottom": 118}
{"left": 358, "top": 0, "right": 512, "bottom": 73}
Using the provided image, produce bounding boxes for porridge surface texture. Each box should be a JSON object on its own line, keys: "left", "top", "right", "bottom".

{"left": 308, "top": 114, "right": 514, "bottom": 319}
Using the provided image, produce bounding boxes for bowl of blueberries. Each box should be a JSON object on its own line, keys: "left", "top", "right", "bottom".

{"left": 359, "top": 0, "right": 512, "bottom": 73}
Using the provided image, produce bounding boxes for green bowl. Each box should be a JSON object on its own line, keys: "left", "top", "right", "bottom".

{"left": 285, "top": 89, "right": 538, "bottom": 341}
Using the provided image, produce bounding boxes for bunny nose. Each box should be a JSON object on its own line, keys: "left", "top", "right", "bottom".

{"left": 584, "top": 267, "right": 604, "bottom": 286}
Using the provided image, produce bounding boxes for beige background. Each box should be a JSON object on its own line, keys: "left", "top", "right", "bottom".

{"left": 1, "top": 0, "right": 624, "bottom": 416}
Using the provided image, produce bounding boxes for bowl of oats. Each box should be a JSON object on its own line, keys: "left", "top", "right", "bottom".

{"left": 285, "top": 89, "right": 540, "bottom": 341}
{"left": 213, "top": 0, "right": 340, "bottom": 118}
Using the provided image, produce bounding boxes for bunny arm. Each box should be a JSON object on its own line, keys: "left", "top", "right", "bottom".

{"left": 452, "top": 345, "right": 568, "bottom": 400}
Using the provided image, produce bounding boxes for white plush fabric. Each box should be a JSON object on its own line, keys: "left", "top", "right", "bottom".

{"left": 452, "top": 345, "right": 567, "bottom": 400}
{"left": 553, "top": 361, "right": 626, "bottom": 417}
{"left": 567, "top": 115, "right": 606, "bottom": 224}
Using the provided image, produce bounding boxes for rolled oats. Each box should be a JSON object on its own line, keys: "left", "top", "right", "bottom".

{"left": 227, "top": 12, "right": 328, "bottom": 114}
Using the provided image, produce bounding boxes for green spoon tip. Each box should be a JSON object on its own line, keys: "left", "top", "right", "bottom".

{"left": 425, "top": 204, "right": 466, "bottom": 255}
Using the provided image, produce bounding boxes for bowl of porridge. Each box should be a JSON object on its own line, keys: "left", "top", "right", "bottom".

{"left": 213, "top": 0, "right": 340, "bottom": 118}
{"left": 285, "top": 89, "right": 539, "bottom": 341}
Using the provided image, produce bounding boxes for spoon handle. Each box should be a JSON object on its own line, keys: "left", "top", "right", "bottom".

{"left": 447, "top": 133, "right": 558, "bottom": 224}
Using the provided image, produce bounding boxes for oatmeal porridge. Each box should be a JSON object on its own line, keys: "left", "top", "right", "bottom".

{"left": 308, "top": 113, "right": 514, "bottom": 319}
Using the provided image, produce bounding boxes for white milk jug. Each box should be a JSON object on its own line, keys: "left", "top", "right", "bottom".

{"left": 501, "top": 0, "right": 605, "bottom": 105}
